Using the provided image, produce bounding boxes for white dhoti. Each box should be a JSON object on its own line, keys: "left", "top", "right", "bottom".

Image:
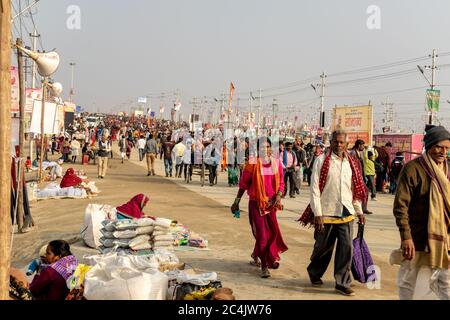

{"left": 397, "top": 251, "right": 450, "bottom": 300}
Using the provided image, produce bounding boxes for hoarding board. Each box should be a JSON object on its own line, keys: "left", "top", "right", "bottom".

{"left": 11, "top": 66, "right": 19, "bottom": 113}
{"left": 373, "top": 133, "right": 423, "bottom": 162}
{"left": 332, "top": 105, "right": 373, "bottom": 147}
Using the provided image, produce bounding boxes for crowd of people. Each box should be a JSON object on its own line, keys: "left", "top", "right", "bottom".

{"left": 21, "top": 111, "right": 449, "bottom": 300}
{"left": 232, "top": 126, "right": 449, "bottom": 299}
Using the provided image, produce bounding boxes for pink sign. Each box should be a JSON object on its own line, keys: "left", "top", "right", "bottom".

{"left": 25, "top": 88, "right": 43, "bottom": 114}
{"left": 11, "top": 66, "right": 19, "bottom": 113}
{"left": 373, "top": 134, "right": 424, "bottom": 162}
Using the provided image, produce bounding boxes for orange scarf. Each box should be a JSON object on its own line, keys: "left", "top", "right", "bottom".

{"left": 244, "top": 157, "right": 280, "bottom": 215}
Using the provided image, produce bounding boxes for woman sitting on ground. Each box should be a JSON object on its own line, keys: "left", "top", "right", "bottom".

{"left": 60, "top": 168, "right": 83, "bottom": 188}
{"left": 116, "top": 194, "right": 152, "bottom": 219}
{"left": 29, "top": 240, "right": 78, "bottom": 300}
{"left": 60, "top": 168, "right": 99, "bottom": 195}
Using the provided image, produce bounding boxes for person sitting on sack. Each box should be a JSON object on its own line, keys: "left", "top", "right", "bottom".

{"left": 60, "top": 168, "right": 83, "bottom": 188}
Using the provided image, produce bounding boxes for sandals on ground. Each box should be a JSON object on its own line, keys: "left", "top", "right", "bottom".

{"left": 260, "top": 268, "right": 271, "bottom": 278}
{"left": 249, "top": 257, "right": 261, "bottom": 267}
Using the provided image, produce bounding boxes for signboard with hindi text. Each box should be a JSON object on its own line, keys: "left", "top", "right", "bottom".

{"left": 332, "top": 105, "right": 373, "bottom": 147}
{"left": 373, "top": 133, "right": 423, "bottom": 162}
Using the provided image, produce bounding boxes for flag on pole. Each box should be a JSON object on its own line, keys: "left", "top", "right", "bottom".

{"left": 426, "top": 89, "right": 440, "bottom": 112}
{"left": 229, "top": 82, "right": 235, "bottom": 114}
{"left": 174, "top": 101, "right": 181, "bottom": 112}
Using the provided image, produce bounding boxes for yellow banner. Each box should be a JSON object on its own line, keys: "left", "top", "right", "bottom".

{"left": 332, "top": 105, "right": 373, "bottom": 146}
{"left": 64, "top": 101, "right": 76, "bottom": 112}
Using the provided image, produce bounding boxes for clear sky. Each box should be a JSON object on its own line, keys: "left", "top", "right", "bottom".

{"left": 10, "top": 0, "right": 450, "bottom": 132}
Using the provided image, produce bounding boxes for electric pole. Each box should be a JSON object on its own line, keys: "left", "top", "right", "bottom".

{"left": 29, "top": 29, "right": 40, "bottom": 163}
{"left": 221, "top": 93, "right": 225, "bottom": 123}
{"left": 30, "top": 28, "right": 40, "bottom": 89}
{"left": 320, "top": 72, "right": 327, "bottom": 128}
{"left": 272, "top": 98, "right": 278, "bottom": 128}
{"left": 0, "top": 0, "right": 13, "bottom": 300}
{"left": 159, "top": 92, "right": 166, "bottom": 120}
{"left": 189, "top": 97, "right": 198, "bottom": 126}
{"left": 16, "top": 38, "right": 27, "bottom": 232}
{"left": 236, "top": 97, "right": 240, "bottom": 125}
{"left": 429, "top": 49, "right": 437, "bottom": 125}
{"left": 382, "top": 97, "right": 394, "bottom": 133}
{"left": 69, "top": 62, "right": 76, "bottom": 102}
{"left": 258, "top": 88, "right": 262, "bottom": 134}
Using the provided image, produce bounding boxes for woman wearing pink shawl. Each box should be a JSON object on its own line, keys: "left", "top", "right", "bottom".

{"left": 116, "top": 194, "right": 151, "bottom": 219}
{"left": 230, "top": 138, "right": 288, "bottom": 278}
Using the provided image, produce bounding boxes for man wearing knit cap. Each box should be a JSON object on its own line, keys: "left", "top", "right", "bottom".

{"left": 393, "top": 125, "right": 450, "bottom": 300}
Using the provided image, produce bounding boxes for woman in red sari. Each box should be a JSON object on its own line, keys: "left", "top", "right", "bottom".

{"left": 60, "top": 168, "right": 82, "bottom": 188}
{"left": 116, "top": 194, "right": 151, "bottom": 219}
{"left": 230, "top": 137, "right": 288, "bottom": 278}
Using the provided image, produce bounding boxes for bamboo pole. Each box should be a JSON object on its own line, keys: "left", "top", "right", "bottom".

{"left": 0, "top": 0, "right": 12, "bottom": 300}
{"left": 16, "top": 38, "right": 25, "bottom": 232}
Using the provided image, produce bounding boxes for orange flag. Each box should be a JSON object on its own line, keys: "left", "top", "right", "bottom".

{"left": 229, "top": 82, "right": 235, "bottom": 114}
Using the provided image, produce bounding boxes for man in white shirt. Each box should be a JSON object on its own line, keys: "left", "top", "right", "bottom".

{"left": 307, "top": 130, "right": 365, "bottom": 297}
{"left": 137, "top": 135, "right": 146, "bottom": 161}
{"left": 172, "top": 138, "right": 187, "bottom": 178}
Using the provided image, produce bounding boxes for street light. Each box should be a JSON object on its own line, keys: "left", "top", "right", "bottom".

{"left": 417, "top": 65, "right": 432, "bottom": 87}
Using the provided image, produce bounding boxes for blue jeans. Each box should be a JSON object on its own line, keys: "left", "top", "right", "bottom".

{"left": 164, "top": 158, "right": 173, "bottom": 176}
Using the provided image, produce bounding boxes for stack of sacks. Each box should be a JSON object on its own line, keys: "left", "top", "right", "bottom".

{"left": 35, "top": 183, "right": 87, "bottom": 199}
{"left": 152, "top": 218, "right": 175, "bottom": 250}
{"left": 100, "top": 218, "right": 155, "bottom": 251}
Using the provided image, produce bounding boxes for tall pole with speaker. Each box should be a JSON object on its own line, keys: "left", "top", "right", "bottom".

{"left": 14, "top": 44, "right": 61, "bottom": 182}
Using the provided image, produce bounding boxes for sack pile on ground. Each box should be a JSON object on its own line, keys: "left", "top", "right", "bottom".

{"left": 100, "top": 218, "right": 155, "bottom": 251}
{"left": 152, "top": 218, "right": 175, "bottom": 250}
{"left": 99, "top": 217, "right": 176, "bottom": 252}
{"left": 36, "top": 183, "right": 87, "bottom": 199}
{"left": 76, "top": 204, "right": 225, "bottom": 300}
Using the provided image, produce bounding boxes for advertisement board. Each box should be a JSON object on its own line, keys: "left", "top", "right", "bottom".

{"left": 11, "top": 66, "right": 19, "bottom": 113}
{"left": 332, "top": 105, "right": 373, "bottom": 147}
{"left": 373, "top": 133, "right": 424, "bottom": 162}
{"left": 25, "top": 88, "right": 43, "bottom": 114}
{"left": 29, "top": 100, "right": 62, "bottom": 134}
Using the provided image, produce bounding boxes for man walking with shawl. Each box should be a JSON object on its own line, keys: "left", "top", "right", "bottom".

{"left": 231, "top": 137, "right": 288, "bottom": 278}
{"left": 393, "top": 125, "right": 450, "bottom": 300}
{"left": 299, "top": 130, "right": 366, "bottom": 296}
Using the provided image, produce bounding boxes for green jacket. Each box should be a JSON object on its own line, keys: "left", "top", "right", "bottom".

{"left": 363, "top": 148, "right": 378, "bottom": 176}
